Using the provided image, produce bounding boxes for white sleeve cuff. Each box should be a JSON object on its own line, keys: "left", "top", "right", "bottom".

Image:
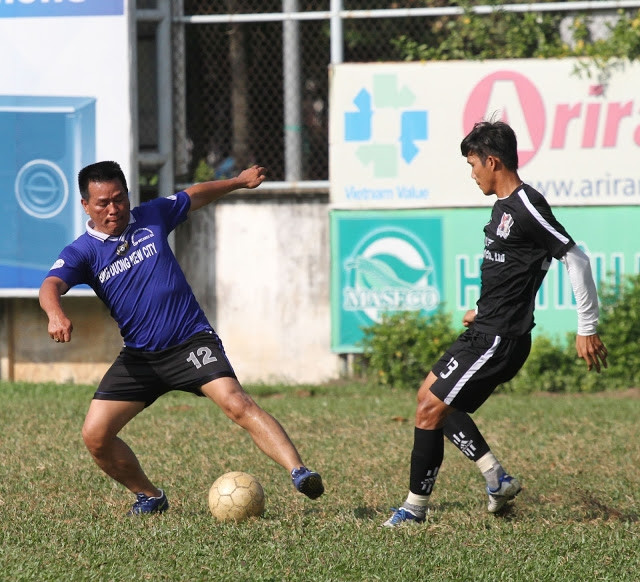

{"left": 559, "top": 245, "right": 599, "bottom": 335}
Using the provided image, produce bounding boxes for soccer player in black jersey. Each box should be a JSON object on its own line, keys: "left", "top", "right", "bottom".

{"left": 384, "top": 120, "right": 608, "bottom": 527}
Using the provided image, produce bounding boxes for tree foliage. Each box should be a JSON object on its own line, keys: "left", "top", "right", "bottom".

{"left": 390, "top": 2, "right": 640, "bottom": 63}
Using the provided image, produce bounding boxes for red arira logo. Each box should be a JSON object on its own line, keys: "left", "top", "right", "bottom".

{"left": 463, "top": 71, "right": 545, "bottom": 167}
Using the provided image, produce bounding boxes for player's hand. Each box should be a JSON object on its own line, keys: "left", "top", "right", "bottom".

{"left": 237, "top": 165, "right": 267, "bottom": 189}
{"left": 48, "top": 315, "right": 73, "bottom": 344}
{"left": 575, "top": 333, "right": 608, "bottom": 373}
{"left": 462, "top": 309, "right": 476, "bottom": 327}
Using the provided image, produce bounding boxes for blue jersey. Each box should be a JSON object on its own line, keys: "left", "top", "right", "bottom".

{"left": 46, "top": 191, "right": 213, "bottom": 350}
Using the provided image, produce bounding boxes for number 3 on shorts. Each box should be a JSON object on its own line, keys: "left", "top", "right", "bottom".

{"left": 439, "top": 357, "right": 459, "bottom": 379}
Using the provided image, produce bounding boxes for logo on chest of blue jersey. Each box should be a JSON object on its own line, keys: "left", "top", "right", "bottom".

{"left": 116, "top": 241, "right": 129, "bottom": 256}
{"left": 496, "top": 213, "right": 514, "bottom": 239}
{"left": 131, "top": 227, "right": 155, "bottom": 247}
{"left": 115, "top": 227, "right": 155, "bottom": 256}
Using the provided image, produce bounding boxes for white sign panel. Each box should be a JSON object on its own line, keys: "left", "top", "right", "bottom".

{"left": 0, "top": 0, "right": 131, "bottom": 292}
{"left": 329, "top": 59, "right": 640, "bottom": 208}
{"left": 0, "top": 0, "right": 131, "bottom": 176}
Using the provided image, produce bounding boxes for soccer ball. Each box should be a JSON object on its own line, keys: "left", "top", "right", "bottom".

{"left": 208, "top": 471, "right": 265, "bottom": 522}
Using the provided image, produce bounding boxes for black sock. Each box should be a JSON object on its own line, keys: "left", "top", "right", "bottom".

{"left": 443, "top": 410, "right": 490, "bottom": 462}
{"left": 409, "top": 427, "right": 443, "bottom": 496}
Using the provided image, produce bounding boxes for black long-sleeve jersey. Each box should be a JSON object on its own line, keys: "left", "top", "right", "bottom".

{"left": 473, "top": 183, "right": 575, "bottom": 338}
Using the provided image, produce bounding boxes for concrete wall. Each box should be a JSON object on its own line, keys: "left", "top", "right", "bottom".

{"left": 0, "top": 193, "right": 342, "bottom": 386}
{"left": 177, "top": 192, "right": 339, "bottom": 385}
{"left": 0, "top": 297, "right": 121, "bottom": 385}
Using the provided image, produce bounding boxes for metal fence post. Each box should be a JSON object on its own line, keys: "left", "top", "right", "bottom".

{"left": 330, "top": 0, "right": 343, "bottom": 65}
{"left": 283, "top": 0, "right": 302, "bottom": 182}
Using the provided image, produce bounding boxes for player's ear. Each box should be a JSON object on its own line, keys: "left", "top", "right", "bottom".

{"left": 486, "top": 155, "right": 500, "bottom": 171}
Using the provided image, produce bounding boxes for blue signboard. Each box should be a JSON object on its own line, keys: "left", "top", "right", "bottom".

{"left": 0, "top": 95, "right": 96, "bottom": 288}
{"left": 0, "top": 0, "right": 123, "bottom": 18}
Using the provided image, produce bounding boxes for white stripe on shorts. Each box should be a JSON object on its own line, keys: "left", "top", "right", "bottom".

{"left": 444, "top": 335, "right": 502, "bottom": 405}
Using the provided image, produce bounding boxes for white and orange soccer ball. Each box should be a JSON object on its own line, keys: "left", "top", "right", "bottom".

{"left": 208, "top": 471, "right": 265, "bottom": 522}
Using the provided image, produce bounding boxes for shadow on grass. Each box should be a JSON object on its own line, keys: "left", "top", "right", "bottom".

{"left": 521, "top": 490, "right": 639, "bottom": 523}
{"left": 578, "top": 490, "right": 640, "bottom": 522}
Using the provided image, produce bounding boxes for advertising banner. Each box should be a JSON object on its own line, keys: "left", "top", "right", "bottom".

{"left": 329, "top": 59, "right": 640, "bottom": 209}
{"left": 0, "top": 0, "right": 130, "bottom": 293}
{"left": 331, "top": 207, "right": 640, "bottom": 353}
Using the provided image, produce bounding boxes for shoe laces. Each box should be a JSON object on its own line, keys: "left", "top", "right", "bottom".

{"left": 388, "top": 507, "right": 411, "bottom": 525}
{"left": 132, "top": 491, "right": 164, "bottom": 510}
{"left": 132, "top": 495, "right": 151, "bottom": 511}
{"left": 487, "top": 474, "right": 512, "bottom": 495}
{"left": 291, "top": 466, "right": 308, "bottom": 479}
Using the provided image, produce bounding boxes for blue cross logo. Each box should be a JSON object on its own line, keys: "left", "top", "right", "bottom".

{"left": 344, "top": 74, "right": 429, "bottom": 178}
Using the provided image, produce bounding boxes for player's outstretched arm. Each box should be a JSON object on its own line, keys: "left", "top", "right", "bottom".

{"left": 560, "top": 245, "right": 607, "bottom": 373}
{"left": 576, "top": 333, "right": 608, "bottom": 373}
{"left": 186, "top": 165, "right": 267, "bottom": 212}
{"left": 39, "top": 276, "right": 74, "bottom": 343}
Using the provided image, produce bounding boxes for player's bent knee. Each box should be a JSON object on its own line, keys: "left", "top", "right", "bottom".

{"left": 415, "top": 393, "right": 451, "bottom": 429}
{"left": 81, "top": 420, "right": 115, "bottom": 455}
{"left": 82, "top": 428, "right": 107, "bottom": 456}
{"left": 220, "top": 391, "right": 257, "bottom": 424}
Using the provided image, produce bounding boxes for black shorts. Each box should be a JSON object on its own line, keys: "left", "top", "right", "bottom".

{"left": 430, "top": 328, "right": 531, "bottom": 413}
{"left": 94, "top": 331, "right": 237, "bottom": 407}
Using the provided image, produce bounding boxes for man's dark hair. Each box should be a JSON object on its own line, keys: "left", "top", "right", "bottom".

{"left": 460, "top": 120, "right": 519, "bottom": 171}
{"left": 77, "top": 161, "right": 128, "bottom": 201}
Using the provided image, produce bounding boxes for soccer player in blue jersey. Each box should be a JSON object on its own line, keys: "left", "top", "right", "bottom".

{"left": 383, "top": 121, "right": 608, "bottom": 527}
{"left": 39, "top": 161, "right": 324, "bottom": 515}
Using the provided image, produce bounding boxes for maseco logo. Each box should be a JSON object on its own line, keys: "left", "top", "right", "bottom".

{"left": 463, "top": 70, "right": 640, "bottom": 168}
{"left": 342, "top": 227, "right": 440, "bottom": 323}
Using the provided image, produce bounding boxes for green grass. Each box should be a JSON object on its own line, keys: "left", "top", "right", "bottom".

{"left": 1, "top": 380, "right": 639, "bottom": 581}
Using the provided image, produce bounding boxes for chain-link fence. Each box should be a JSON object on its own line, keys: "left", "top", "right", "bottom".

{"left": 135, "top": 1, "right": 636, "bottom": 190}
{"left": 176, "top": 1, "right": 471, "bottom": 184}
{"left": 176, "top": 1, "right": 329, "bottom": 184}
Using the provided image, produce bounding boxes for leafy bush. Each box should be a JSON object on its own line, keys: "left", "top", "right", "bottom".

{"left": 499, "top": 335, "right": 573, "bottom": 394}
{"left": 358, "top": 309, "right": 460, "bottom": 390}
{"left": 596, "top": 273, "right": 640, "bottom": 388}
{"left": 391, "top": 4, "right": 640, "bottom": 82}
{"left": 359, "top": 275, "right": 640, "bottom": 393}
{"left": 571, "top": 10, "right": 640, "bottom": 83}
{"left": 391, "top": 5, "right": 567, "bottom": 62}
{"left": 499, "top": 333, "right": 607, "bottom": 394}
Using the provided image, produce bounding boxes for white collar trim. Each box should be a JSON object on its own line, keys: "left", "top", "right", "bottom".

{"left": 86, "top": 213, "right": 136, "bottom": 242}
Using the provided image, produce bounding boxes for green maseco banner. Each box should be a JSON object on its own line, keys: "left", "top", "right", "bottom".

{"left": 330, "top": 207, "right": 640, "bottom": 353}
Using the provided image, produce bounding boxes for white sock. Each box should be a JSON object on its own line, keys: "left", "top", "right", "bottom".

{"left": 476, "top": 451, "right": 499, "bottom": 474}
{"left": 405, "top": 491, "right": 430, "bottom": 508}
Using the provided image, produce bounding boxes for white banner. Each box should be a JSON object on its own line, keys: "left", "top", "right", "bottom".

{"left": 0, "top": 0, "right": 131, "bottom": 291}
{"left": 0, "top": 0, "right": 131, "bottom": 178}
{"left": 329, "top": 59, "right": 640, "bottom": 208}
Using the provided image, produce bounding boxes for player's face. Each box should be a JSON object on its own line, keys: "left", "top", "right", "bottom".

{"left": 466, "top": 153, "right": 496, "bottom": 196}
{"left": 82, "top": 179, "right": 131, "bottom": 236}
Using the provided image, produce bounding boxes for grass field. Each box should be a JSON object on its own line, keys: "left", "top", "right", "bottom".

{"left": 1, "top": 380, "right": 639, "bottom": 581}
